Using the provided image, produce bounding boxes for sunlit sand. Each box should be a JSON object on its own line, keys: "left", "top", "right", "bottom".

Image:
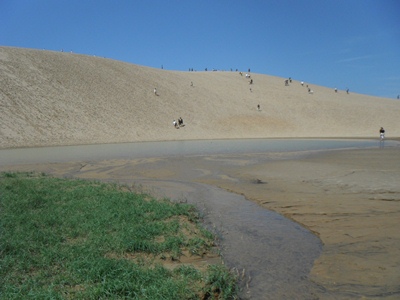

{"left": 1, "top": 46, "right": 400, "bottom": 298}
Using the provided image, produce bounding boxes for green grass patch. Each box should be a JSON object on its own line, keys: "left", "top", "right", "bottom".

{"left": 1, "top": 172, "right": 238, "bottom": 299}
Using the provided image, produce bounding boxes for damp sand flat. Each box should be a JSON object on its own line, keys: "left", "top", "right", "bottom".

{"left": 1, "top": 140, "right": 399, "bottom": 299}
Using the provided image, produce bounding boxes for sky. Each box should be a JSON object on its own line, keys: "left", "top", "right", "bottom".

{"left": 1, "top": 0, "right": 399, "bottom": 98}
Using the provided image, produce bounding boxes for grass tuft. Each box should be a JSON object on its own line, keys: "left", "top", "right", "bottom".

{"left": 0, "top": 172, "right": 238, "bottom": 299}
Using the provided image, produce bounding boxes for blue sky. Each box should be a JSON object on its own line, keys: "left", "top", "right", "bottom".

{"left": 1, "top": 0, "right": 399, "bottom": 98}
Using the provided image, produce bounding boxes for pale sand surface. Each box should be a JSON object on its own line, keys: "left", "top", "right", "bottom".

{"left": 1, "top": 46, "right": 400, "bottom": 149}
{"left": 1, "top": 47, "right": 400, "bottom": 298}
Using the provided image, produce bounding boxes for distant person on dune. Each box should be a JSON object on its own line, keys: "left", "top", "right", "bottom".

{"left": 154, "top": 88, "right": 157, "bottom": 95}
{"left": 380, "top": 127, "right": 385, "bottom": 140}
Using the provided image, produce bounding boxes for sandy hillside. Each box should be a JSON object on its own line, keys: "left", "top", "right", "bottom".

{"left": 1, "top": 46, "right": 399, "bottom": 149}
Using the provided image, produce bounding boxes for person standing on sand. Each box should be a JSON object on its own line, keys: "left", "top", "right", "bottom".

{"left": 154, "top": 88, "right": 157, "bottom": 95}
{"left": 380, "top": 127, "right": 385, "bottom": 139}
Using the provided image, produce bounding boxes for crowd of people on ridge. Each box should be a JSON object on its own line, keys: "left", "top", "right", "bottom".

{"left": 154, "top": 68, "right": 388, "bottom": 138}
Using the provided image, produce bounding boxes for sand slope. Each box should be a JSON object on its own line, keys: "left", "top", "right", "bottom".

{"left": 1, "top": 46, "right": 399, "bottom": 149}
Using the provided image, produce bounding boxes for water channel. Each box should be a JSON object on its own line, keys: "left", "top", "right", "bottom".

{"left": 1, "top": 139, "right": 397, "bottom": 299}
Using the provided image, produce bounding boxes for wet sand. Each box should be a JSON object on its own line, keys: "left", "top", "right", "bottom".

{"left": 199, "top": 147, "right": 400, "bottom": 299}
{"left": 2, "top": 145, "right": 399, "bottom": 299}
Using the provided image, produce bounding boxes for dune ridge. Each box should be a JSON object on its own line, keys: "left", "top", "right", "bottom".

{"left": 1, "top": 46, "right": 399, "bottom": 149}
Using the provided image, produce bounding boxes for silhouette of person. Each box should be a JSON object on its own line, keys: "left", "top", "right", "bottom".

{"left": 380, "top": 127, "right": 385, "bottom": 139}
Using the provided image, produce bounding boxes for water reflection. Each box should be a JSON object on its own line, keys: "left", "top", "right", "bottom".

{"left": 1, "top": 138, "right": 397, "bottom": 166}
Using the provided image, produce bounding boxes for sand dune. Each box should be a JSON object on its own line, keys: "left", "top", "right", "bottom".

{"left": 2, "top": 47, "right": 400, "bottom": 298}
{"left": 1, "top": 46, "right": 399, "bottom": 149}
